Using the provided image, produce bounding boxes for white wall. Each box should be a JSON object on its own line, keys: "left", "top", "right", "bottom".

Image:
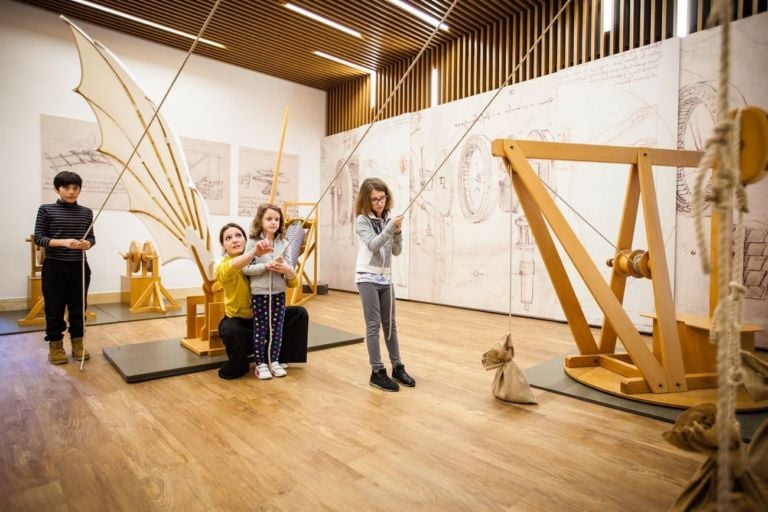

{"left": 0, "top": 0, "right": 325, "bottom": 299}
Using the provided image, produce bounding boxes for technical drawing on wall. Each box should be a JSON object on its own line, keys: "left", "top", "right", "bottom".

{"left": 180, "top": 136, "right": 231, "bottom": 216}
{"left": 397, "top": 38, "right": 680, "bottom": 328}
{"left": 674, "top": 12, "right": 768, "bottom": 344}
{"left": 41, "top": 114, "right": 129, "bottom": 210}
{"left": 43, "top": 115, "right": 235, "bottom": 217}
{"left": 319, "top": 116, "right": 411, "bottom": 296}
{"left": 320, "top": 38, "right": 681, "bottom": 328}
{"left": 237, "top": 146, "right": 299, "bottom": 217}
{"left": 676, "top": 81, "right": 747, "bottom": 215}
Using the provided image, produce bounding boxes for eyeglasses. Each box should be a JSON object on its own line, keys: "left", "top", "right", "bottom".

{"left": 370, "top": 195, "right": 387, "bottom": 205}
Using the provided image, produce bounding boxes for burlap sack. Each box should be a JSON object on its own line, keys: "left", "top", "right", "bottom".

{"left": 482, "top": 333, "right": 536, "bottom": 404}
{"left": 663, "top": 403, "right": 768, "bottom": 511}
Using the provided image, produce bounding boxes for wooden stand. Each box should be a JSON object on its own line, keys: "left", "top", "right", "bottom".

{"left": 180, "top": 284, "right": 226, "bottom": 356}
{"left": 491, "top": 131, "right": 767, "bottom": 410}
{"left": 120, "top": 241, "right": 180, "bottom": 314}
{"left": 18, "top": 235, "right": 95, "bottom": 326}
{"left": 284, "top": 202, "right": 319, "bottom": 307}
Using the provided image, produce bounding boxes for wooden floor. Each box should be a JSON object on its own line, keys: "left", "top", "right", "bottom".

{"left": 0, "top": 291, "right": 705, "bottom": 511}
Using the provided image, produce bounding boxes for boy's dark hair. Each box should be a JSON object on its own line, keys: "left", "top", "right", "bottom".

{"left": 218, "top": 222, "right": 246, "bottom": 245}
{"left": 53, "top": 171, "right": 83, "bottom": 189}
{"left": 355, "top": 177, "right": 393, "bottom": 217}
{"left": 250, "top": 204, "right": 285, "bottom": 240}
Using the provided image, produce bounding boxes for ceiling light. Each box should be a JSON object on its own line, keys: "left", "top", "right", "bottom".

{"left": 676, "top": 0, "right": 689, "bottom": 38}
{"left": 285, "top": 3, "right": 362, "bottom": 38}
{"left": 602, "top": 0, "right": 613, "bottom": 33}
{"left": 313, "top": 51, "right": 376, "bottom": 108}
{"left": 313, "top": 51, "right": 376, "bottom": 75}
{"left": 430, "top": 67, "right": 439, "bottom": 108}
{"left": 70, "top": 0, "right": 226, "bottom": 49}
{"left": 386, "top": 0, "right": 449, "bottom": 31}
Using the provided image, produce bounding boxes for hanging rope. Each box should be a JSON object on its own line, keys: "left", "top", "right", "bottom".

{"left": 74, "top": 0, "right": 224, "bottom": 371}
{"left": 689, "top": 2, "right": 750, "bottom": 510}
{"left": 400, "top": 2, "right": 572, "bottom": 218}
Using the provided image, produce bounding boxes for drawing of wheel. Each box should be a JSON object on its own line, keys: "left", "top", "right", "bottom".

{"left": 677, "top": 82, "right": 747, "bottom": 215}
{"left": 458, "top": 135, "right": 495, "bottom": 223}
{"left": 677, "top": 83, "right": 717, "bottom": 215}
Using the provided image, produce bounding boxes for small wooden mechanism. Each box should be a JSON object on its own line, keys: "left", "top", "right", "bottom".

{"left": 491, "top": 107, "right": 768, "bottom": 410}
{"left": 18, "top": 235, "right": 95, "bottom": 326}
{"left": 120, "top": 240, "right": 180, "bottom": 314}
{"left": 284, "top": 201, "right": 319, "bottom": 306}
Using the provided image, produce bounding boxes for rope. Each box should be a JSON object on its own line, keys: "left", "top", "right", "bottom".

{"left": 72, "top": 0, "right": 224, "bottom": 371}
{"left": 400, "top": 1, "right": 573, "bottom": 217}
{"left": 689, "top": 2, "right": 747, "bottom": 510}
{"left": 274, "top": 0, "right": 461, "bottom": 264}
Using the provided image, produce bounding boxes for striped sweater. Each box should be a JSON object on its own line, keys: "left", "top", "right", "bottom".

{"left": 34, "top": 200, "right": 96, "bottom": 262}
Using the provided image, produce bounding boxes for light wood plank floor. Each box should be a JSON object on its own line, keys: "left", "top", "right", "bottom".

{"left": 0, "top": 291, "right": 704, "bottom": 511}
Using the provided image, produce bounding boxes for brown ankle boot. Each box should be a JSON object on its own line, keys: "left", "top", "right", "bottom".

{"left": 48, "top": 341, "right": 68, "bottom": 365}
{"left": 71, "top": 337, "right": 90, "bottom": 361}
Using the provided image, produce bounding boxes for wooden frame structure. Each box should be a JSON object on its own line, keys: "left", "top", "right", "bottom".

{"left": 491, "top": 139, "right": 767, "bottom": 410}
{"left": 18, "top": 235, "right": 95, "bottom": 326}
{"left": 283, "top": 201, "right": 319, "bottom": 307}
{"left": 120, "top": 241, "right": 180, "bottom": 314}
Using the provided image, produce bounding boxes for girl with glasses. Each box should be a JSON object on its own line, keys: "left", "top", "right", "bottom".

{"left": 354, "top": 177, "right": 416, "bottom": 392}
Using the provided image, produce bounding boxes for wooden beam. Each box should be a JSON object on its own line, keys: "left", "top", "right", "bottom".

{"left": 496, "top": 140, "right": 668, "bottom": 392}
{"left": 637, "top": 149, "right": 687, "bottom": 391}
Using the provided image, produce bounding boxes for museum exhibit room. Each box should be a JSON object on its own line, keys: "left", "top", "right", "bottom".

{"left": 1, "top": 0, "right": 767, "bottom": 510}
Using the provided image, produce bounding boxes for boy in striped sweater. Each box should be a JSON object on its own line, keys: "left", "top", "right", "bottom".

{"left": 34, "top": 171, "right": 95, "bottom": 364}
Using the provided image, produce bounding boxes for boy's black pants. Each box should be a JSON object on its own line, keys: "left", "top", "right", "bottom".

{"left": 42, "top": 259, "right": 91, "bottom": 342}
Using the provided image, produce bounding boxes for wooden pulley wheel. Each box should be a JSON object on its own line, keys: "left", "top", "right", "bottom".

{"left": 126, "top": 240, "right": 141, "bottom": 273}
{"left": 732, "top": 106, "right": 768, "bottom": 185}
{"left": 142, "top": 241, "right": 156, "bottom": 272}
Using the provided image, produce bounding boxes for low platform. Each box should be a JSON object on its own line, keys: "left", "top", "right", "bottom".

{"left": 0, "top": 302, "right": 187, "bottom": 336}
{"left": 526, "top": 353, "right": 767, "bottom": 441}
{"left": 103, "top": 321, "right": 363, "bottom": 383}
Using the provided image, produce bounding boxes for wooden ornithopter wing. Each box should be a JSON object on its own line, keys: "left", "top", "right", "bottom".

{"left": 63, "top": 17, "right": 214, "bottom": 285}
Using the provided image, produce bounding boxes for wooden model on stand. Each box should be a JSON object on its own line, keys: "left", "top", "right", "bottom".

{"left": 491, "top": 106, "right": 768, "bottom": 410}
{"left": 18, "top": 235, "right": 95, "bottom": 326}
{"left": 120, "top": 240, "right": 180, "bottom": 314}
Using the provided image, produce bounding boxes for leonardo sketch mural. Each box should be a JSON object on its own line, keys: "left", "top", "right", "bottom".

{"left": 321, "top": 35, "right": 681, "bottom": 331}
{"left": 42, "top": 114, "right": 234, "bottom": 215}
{"left": 237, "top": 146, "right": 299, "bottom": 217}
{"left": 675, "top": 13, "right": 768, "bottom": 346}
{"left": 319, "top": 116, "right": 410, "bottom": 296}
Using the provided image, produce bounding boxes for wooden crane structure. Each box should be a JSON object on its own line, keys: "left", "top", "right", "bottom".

{"left": 491, "top": 107, "right": 768, "bottom": 409}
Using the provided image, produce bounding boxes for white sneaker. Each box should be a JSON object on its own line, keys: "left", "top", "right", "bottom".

{"left": 269, "top": 361, "right": 287, "bottom": 378}
{"left": 255, "top": 363, "right": 272, "bottom": 380}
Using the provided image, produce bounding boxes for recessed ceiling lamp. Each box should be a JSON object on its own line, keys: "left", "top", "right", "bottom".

{"left": 70, "top": 0, "right": 227, "bottom": 49}
{"left": 285, "top": 3, "right": 362, "bottom": 38}
{"left": 313, "top": 51, "right": 377, "bottom": 108}
{"left": 676, "top": 0, "right": 690, "bottom": 38}
{"left": 602, "top": 0, "right": 613, "bottom": 33}
{"left": 386, "top": 0, "right": 449, "bottom": 31}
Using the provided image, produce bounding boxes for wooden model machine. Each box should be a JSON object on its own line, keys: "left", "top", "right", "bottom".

{"left": 18, "top": 235, "right": 95, "bottom": 326}
{"left": 491, "top": 107, "right": 768, "bottom": 410}
{"left": 120, "top": 240, "right": 180, "bottom": 314}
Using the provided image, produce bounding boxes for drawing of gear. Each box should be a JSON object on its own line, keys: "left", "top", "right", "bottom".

{"left": 676, "top": 82, "right": 746, "bottom": 216}
{"left": 458, "top": 134, "right": 495, "bottom": 223}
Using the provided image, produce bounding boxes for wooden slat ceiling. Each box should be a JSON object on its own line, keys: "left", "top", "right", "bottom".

{"left": 16, "top": 0, "right": 540, "bottom": 90}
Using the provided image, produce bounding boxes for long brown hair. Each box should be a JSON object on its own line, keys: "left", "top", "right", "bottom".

{"left": 355, "top": 177, "right": 393, "bottom": 217}
{"left": 249, "top": 203, "right": 285, "bottom": 240}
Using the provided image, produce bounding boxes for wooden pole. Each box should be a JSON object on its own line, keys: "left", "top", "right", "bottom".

{"left": 269, "top": 106, "right": 290, "bottom": 205}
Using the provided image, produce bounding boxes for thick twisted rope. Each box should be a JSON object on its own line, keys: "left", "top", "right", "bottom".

{"left": 689, "top": 2, "right": 750, "bottom": 510}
